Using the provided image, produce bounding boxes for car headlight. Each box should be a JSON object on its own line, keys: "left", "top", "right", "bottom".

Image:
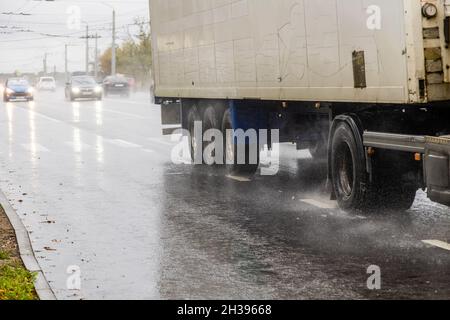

{"left": 27, "top": 87, "right": 34, "bottom": 94}
{"left": 94, "top": 86, "right": 103, "bottom": 93}
{"left": 72, "top": 87, "right": 80, "bottom": 94}
{"left": 5, "top": 88, "right": 14, "bottom": 95}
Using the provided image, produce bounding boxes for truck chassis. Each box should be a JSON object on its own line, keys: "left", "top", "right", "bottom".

{"left": 160, "top": 98, "right": 450, "bottom": 211}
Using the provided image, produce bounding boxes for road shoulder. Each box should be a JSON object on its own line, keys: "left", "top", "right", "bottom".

{"left": 0, "top": 190, "right": 56, "bottom": 300}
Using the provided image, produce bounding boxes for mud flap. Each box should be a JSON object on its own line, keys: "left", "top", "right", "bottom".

{"left": 425, "top": 136, "right": 450, "bottom": 206}
{"left": 161, "top": 101, "right": 181, "bottom": 135}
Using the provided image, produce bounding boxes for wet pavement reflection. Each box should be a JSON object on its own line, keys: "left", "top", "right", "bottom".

{"left": 0, "top": 90, "right": 449, "bottom": 299}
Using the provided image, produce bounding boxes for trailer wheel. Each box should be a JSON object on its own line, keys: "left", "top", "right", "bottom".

{"left": 187, "top": 105, "right": 202, "bottom": 163}
{"left": 331, "top": 122, "right": 369, "bottom": 211}
{"left": 222, "top": 108, "right": 259, "bottom": 175}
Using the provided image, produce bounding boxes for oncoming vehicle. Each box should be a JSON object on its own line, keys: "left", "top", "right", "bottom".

{"left": 3, "top": 78, "right": 34, "bottom": 102}
{"left": 37, "top": 77, "right": 56, "bottom": 92}
{"left": 103, "top": 76, "right": 130, "bottom": 97}
{"left": 65, "top": 76, "right": 103, "bottom": 101}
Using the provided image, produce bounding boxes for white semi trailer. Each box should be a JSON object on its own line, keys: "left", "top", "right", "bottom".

{"left": 150, "top": 0, "right": 450, "bottom": 210}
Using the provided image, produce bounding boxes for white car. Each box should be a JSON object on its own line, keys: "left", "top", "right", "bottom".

{"left": 37, "top": 77, "right": 56, "bottom": 92}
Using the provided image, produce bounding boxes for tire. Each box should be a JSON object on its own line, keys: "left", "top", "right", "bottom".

{"left": 70, "top": 95, "right": 75, "bottom": 102}
{"left": 374, "top": 184, "right": 417, "bottom": 211}
{"left": 369, "top": 151, "right": 418, "bottom": 211}
{"left": 187, "top": 105, "right": 202, "bottom": 163}
{"left": 331, "top": 121, "right": 417, "bottom": 212}
{"left": 222, "top": 108, "right": 259, "bottom": 175}
{"left": 3, "top": 96, "right": 8, "bottom": 103}
{"left": 331, "top": 122, "right": 370, "bottom": 211}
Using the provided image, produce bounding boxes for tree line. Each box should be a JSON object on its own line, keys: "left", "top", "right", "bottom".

{"left": 100, "top": 20, "right": 152, "bottom": 89}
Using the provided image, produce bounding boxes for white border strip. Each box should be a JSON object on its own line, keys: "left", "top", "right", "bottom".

{"left": 0, "top": 190, "right": 56, "bottom": 300}
{"left": 422, "top": 240, "right": 450, "bottom": 251}
{"left": 301, "top": 198, "right": 337, "bottom": 209}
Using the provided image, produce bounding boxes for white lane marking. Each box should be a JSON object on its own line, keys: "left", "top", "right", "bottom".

{"left": 298, "top": 150, "right": 313, "bottom": 159}
{"left": 422, "top": 240, "right": 450, "bottom": 251}
{"left": 301, "top": 198, "right": 337, "bottom": 209}
{"left": 21, "top": 144, "right": 49, "bottom": 152}
{"left": 148, "top": 137, "right": 175, "bottom": 146}
{"left": 104, "top": 98, "right": 152, "bottom": 106}
{"left": 36, "top": 113, "right": 62, "bottom": 124}
{"left": 11, "top": 103, "right": 63, "bottom": 124}
{"left": 107, "top": 139, "right": 142, "bottom": 148}
{"left": 226, "top": 175, "right": 252, "bottom": 182}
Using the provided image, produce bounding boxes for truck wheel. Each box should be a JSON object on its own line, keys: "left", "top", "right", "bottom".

{"left": 187, "top": 106, "right": 202, "bottom": 163}
{"left": 331, "top": 122, "right": 369, "bottom": 211}
{"left": 222, "top": 108, "right": 259, "bottom": 175}
{"left": 331, "top": 121, "right": 416, "bottom": 212}
{"left": 374, "top": 184, "right": 417, "bottom": 211}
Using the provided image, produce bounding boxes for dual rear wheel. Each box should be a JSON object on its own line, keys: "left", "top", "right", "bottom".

{"left": 186, "top": 103, "right": 259, "bottom": 175}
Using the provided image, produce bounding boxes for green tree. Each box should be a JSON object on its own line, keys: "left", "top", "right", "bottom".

{"left": 100, "top": 19, "right": 152, "bottom": 89}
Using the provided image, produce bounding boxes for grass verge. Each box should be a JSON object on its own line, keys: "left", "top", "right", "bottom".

{"left": 0, "top": 205, "right": 38, "bottom": 300}
{"left": 0, "top": 264, "right": 37, "bottom": 300}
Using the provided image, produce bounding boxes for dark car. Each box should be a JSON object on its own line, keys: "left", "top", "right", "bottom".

{"left": 65, "top": 76, "right": 103, "bottom": 101}
{"left": 103, "top": 76, "right": 130, "bottom": 97}
{"left": 3, "top": 78, "right": 34, "bottom": 102}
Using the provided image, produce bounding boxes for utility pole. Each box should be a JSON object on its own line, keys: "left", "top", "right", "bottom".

{"left": 111, "top": 10, "right": 116, "bottom": 75}
{"left": 93, "top": 33, "right": 102, "bottom": 79}
{"left": 85, "top": 25, "right": 89, "bottom": 74}
{"left": 65, "top": 44, "right": 68, "bottom": 80}
{"left": 43, "top": 53, "right": 47, "bottom": 75}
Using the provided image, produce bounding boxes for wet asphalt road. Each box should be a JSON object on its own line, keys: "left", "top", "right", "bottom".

{"left": 0, "top": 89, "right": 449, "bottom": 300}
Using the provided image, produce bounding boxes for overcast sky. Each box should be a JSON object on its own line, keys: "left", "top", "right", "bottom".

{"left": 0, "top": 0, "right": 149, "bottom": 74}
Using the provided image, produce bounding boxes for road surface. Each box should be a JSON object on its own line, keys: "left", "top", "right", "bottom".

{"left": 0, "top": 89, "right": 449, "bottom": 300}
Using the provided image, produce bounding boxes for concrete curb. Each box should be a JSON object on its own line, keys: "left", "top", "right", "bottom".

{"left": 0, "top": 190, "right": 56, "bottom": 300}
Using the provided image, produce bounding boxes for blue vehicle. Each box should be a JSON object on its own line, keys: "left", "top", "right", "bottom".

{"left": 3, "top": 78, "right": 34, "bottom": 102}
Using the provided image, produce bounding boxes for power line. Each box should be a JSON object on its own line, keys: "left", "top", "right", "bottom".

{"left": 0, "top": 20, "right": 148, "bottom": 43}
{"left": 0, "top": 30, "right": 84, "bottom": 42}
